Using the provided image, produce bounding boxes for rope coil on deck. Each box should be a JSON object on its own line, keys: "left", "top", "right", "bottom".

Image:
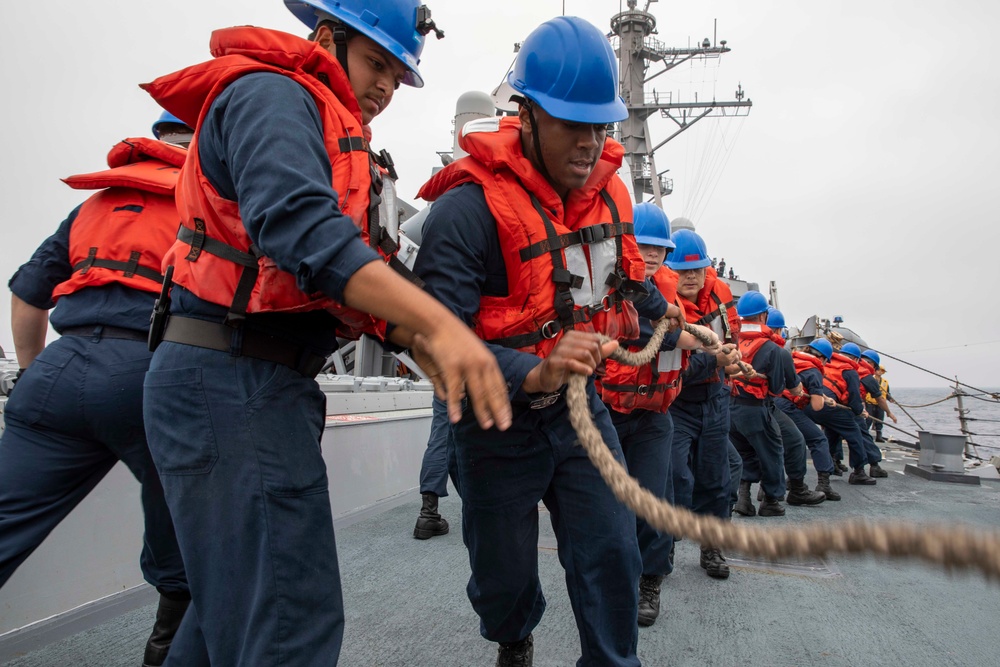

{"left": 568, "top": 320, "right": 1000, "bottom": 579}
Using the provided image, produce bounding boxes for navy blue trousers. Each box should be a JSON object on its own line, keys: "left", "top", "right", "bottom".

{"left": 418, "top": 396, "right": 453, "bottom": 497}
{"left": 730, "top": 400, "right": 786, "bottom": 499}
{"left": 668, "top": 391, "right": 732, "bottom": 520}
{"left": 454, "top": 382, "right": 641, "bottom": 667}
{"left": 727, "top": 439, "right": 743, "bottom": 511}
{"left": 804, "top": 404, "right": 869, "bottom": 469}
{"left": 776, "top": 399, "right": 835, "bottom": 474}
{"left": 0, "top": 332, "right": 186, "bottom": 595}
{"left": 774, "top": 408, "right": 808, "bottom": 480}
{"left": 610, "top": 407, "right": 674, "bottom": 577}
{"left": 856, "top": 414, "right": 883, "bottom": 463}
{"left": 143, "top": 342, "right": 340, "bottom": 667}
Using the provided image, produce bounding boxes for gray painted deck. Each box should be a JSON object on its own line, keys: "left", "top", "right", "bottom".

{"left": 4, "top": 445, "right": 1000, "bottom": 666}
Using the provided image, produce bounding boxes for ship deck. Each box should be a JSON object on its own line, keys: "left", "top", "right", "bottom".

{"left": 4, "top": 443, "right": 1000, "bottom": 667}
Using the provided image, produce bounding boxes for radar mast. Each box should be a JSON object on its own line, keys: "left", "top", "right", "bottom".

{"left": 611, "top": 0, "right": 752, "bottom": 204}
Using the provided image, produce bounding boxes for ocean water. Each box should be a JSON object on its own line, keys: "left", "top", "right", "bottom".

{"left": 886, "top": 386, "right": 1000, "bottom": 459}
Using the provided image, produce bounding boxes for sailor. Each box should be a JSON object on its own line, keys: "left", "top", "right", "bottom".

{"left": 0, "top": 111, "right": 194, "bottom": 667}
{"left": 597, "top": 202, "right": 719, "bottom": 628}
{"left": 811, "top": 342, "right": 878, "bottom": 485}
{"left": 860, "top": 349, "right": 897, "bottom": 449}
{"left": 770, "top": 322, "right": 842, "bottom": 502}
{"left": 729, "top": 292, "right": 807, "bottom": 517}
{"left": 758, "top": 308, "right": 827, "bottom": 510}
{"left": 839, "top": 343, "right": 888, "bottom": 478}
{"left": 139, "top": 1, "right": 512, "bottom": 664}
{"left": 666, "top": 229, "right": 742, "bottom": 578}
{"left": 413, "top": 396, "right": 452, "bottom": 539}
{"left": 871, "top": 363, "right": 894, "bottom": 442}
{"left": 414, "top": 16, "right": 674, "bottom": 666}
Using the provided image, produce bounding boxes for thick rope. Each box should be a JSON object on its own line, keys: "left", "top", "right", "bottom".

{"left": 569, "top": 321, "right": 1000, "bottom": 579}
{"left": 894, "top": 394, "right": 958, "bottom": 409}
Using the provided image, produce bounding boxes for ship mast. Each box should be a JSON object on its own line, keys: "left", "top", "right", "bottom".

{"left": 610, "top": 0, "right": 753, "bottom": 204}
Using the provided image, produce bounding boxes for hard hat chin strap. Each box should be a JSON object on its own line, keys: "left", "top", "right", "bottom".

{"left": 523, "top": 100, "right": 556, "bottom": 191}
{"left": 332, "top": 24, "right": 350, "bottom": 80}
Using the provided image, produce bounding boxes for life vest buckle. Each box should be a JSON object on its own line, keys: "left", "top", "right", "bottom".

{"left": 541, "top": 320, "right": 561, "bottom": 340}
{"left": 600, "top": 294, "right": 614, "bottom": 312}
{"left": 637, "top": 384, "right": 650, "bottom": 396}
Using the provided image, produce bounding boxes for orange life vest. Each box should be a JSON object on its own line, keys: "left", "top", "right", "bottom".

{"left": 417, "top": 116, "right": 643, "bottom": 359}
{"left": 781, "top": 350, "right": 823, "bottom": 408}
{"left": 51, "top": 138, "right": 184, "bottom": 302}
{"left": 856, "top": 360, "right": 873, "bottom": 402}
{"left": 730, "top": 323, "right": 772, "bottom": 399}
{"left": 678, "top": 268, "right": 740, "bottom": 384}
{"left": 598, "top": 266, "right": 688, "bottom": 414}
{"left": 822, "top": 353, "right": 856, "bottom": 404}
{"left": 142, "top": 27, "right": 380, "bottom": 337}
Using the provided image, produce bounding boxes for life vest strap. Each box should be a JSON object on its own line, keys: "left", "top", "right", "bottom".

{"left": 72, "top": 247, "right": 165, "bottom": 285}
{"left": 338, "top": 136, "right": 366, "bottom": 153}
{"left": 485, "top": 303, "right": 607, "bottom": 350}
{"left": 175, "top": 223, "right": 263, "bottom": 327}
{"left": 517, "top": 221, "right": 635, "bottom": 262}
{"left": 601, "top": 380, "right": 678, "bottom": 396}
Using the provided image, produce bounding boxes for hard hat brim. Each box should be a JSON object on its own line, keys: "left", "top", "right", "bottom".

{"left": 635, "top": 235, "right": 675, "bottom": 248}
{"left": 664, "top": 258, "right": 712, "bottom": 270}
{"left": 511, "top": 74, "right": 628, "bottom": 124}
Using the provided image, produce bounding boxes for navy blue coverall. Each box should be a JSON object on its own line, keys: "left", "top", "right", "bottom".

{"left": 858, "top": 374, "right": 885, "bottom": 463}
{"left": 669, "top": 349, "right": 734, "bottom": 521}
{"left": 142, "top": 74, "right": 382, "bottom": 667}
{"left": 414, "top": 181, "right": 667, "bottom": 667}
{"left": 0, "top": 208, "right": 187, "bottom": 598}
{"left": 776, "top": 365, "right": 836, "bottom": 475}
{"left": 806, "top": 369, "right": 871, "bottom": 470}
{"left": 607, "top": 318, "right": 683, "bottom": 578}
{"left": 729, "top": 341, "right": 790, "bottom": 500}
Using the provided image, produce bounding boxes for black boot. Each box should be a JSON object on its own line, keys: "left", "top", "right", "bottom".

{"left": 849, "top": 467, "right": 877, "bottom": 485}
{"left": 758, "top": 497, "right": 786, "bottom": 517}
{"left": 815, "top": 471, "right": 841, "bottom": 501}
{"left": 699, "top": 547, "right": 730, "bottom": 579}
{"left": 496, "top": 633, "right": 533, "bottom": 667}
{"left": 757, "top": 485, "right": 785, "bottom": 501}
{"left": 869, "top": 463, "right": 888, "bottom": 478}
{"left": 414, "top": 492, "right": 449, "bottom": 539}
{"left": 637, "top": 574, "right": 664, "bottom": 626}
{"left": 786, "top": 478, "right": 826, "bottom": 506}
{"left": 831, "top": 460, "right": 847, "bottom": 476}
{"left": 142, "top": 594, "right": 191, "bottom": 667}
{"left": 733, "top": 480, "right": 756, "bottom": 517}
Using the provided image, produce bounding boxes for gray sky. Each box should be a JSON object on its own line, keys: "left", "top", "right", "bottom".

{"left": 1, "top": 1, "right": 997, "bottom": 388}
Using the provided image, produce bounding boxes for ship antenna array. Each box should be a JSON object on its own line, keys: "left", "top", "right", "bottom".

{"left": 609, "top": 3, "right": 752, "bottom": 204}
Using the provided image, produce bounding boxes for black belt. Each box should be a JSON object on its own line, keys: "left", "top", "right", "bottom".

{"left": 61, "top": 325, "right": 148, "bottom": 342}
{"left": 732, "top": 395, "right": 770, "bottom": 406}
{"left": 161, "top": 316, "right": 328, "bottom": 379}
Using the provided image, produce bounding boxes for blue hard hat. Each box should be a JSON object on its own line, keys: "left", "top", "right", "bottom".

{"left": 807, "top": 338, "right": 833, "bottom": 361}
{"left": 508, "top": 16, "right": 628, "bottom": 124}
{"left": 151, "top": 110, "right": 188, "bottom": 139}
{"left": 633, "top": 203, "right": 674, "bottom": 249}
{"left": 664, "top": 229, "right": 712, "bottom": 270}
{"left": 285, "top": 0, "right": 435, "bottom": 88}
{"left": 840, "top": 342, "right": 862, "bottom": 358}
{"left": 736, "top": 290, "right": 769, "bottom": 318}
{"left": 766, "top": 307, "right": 785, "bottom": 329}
{"left": 861, "top": 349, "right": 881, "bottom": 367}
